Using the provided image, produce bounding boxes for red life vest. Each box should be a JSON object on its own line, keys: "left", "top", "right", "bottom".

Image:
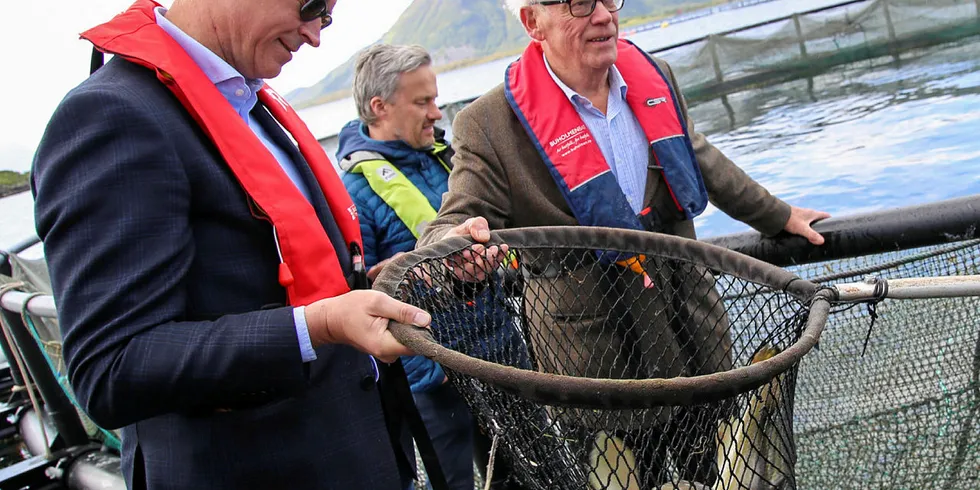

{"left": 504, "top": 39, "right": 708, "bottom": 232}
{"left": 81, "top": 0, "right": 361, "bottom": 306}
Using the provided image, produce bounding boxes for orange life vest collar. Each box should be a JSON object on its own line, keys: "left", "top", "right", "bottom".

{"left": 81, "top": 0, "right": 362, "bottom": 305}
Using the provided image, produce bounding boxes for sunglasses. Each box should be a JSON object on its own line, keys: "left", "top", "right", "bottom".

{"left": 299, "top": 0, "right": 333, "bottom": 30}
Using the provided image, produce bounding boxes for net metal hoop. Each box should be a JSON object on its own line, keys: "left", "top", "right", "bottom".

{"left": 375, "top": 226, "right": 833, "bottom": 409}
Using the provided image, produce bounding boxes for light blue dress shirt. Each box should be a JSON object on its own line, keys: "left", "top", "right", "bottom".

{"left": 543, "top": 53, "right": 650, "bottom": 214}
{"left": 156, "top": 8, "right": 318, "bottom": 362}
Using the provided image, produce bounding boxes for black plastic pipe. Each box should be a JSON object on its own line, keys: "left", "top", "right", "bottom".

{"left": 704, "top": 195, "right": 980, "bottom": 267}
{"left": 19, "top": 408, "right": 126, "bottom": 490}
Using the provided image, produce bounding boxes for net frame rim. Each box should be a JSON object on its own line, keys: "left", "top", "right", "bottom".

{"left": 376, "top": 226, "right": 832, "bottom": 408}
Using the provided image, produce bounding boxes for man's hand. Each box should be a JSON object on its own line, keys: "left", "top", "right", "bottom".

{"left": 444, "top": 216, "right": 493, "bottom": 242}
{"left": 442, "top": 217, "right": 509, "bottom": 282}
{"left": 783, "top": 206, "right": 831, "bottom": 245}
{"left": 304, "top": 290, "right": 431, "bottom": 363}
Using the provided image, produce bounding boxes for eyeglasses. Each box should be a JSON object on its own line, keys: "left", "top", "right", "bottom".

{"left": 530, "top": 0, "right": 625, "bottom": 18}
{"left": 299, "top": 0, "right": 333, "bottom": 30}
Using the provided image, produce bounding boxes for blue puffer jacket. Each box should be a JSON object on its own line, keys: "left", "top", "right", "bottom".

{"left": 337, "top": 121, "right": 452, "bottom": 393}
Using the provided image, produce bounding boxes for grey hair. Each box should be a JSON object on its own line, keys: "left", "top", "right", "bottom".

{"left": 504, "top": 0, "right": 532, "bottom": 21}
{"left": 353, "top": 44, "right": 433, "bottom": 125}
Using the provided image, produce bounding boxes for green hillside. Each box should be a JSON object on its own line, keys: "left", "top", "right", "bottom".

{"left": 0, "top": 170, "right": 30, "bottom": 198}
{"left": 287, "top": 0, "right": 730, "bottom": 108}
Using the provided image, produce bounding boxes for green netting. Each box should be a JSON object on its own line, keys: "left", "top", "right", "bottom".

{"left": 2, "top": 255, "right": 122, "bottom": 452}
{"left": 788, "top": 240, "right": 980, "bottom": 489}
{"left": 653, "top": 0, "right": 980, "bottom": 101}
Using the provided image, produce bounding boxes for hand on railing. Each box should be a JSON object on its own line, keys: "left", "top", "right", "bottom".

{"left": 783, "top": 206, "right": 832, "bottom": 245}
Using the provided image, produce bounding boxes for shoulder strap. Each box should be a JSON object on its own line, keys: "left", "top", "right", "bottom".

{"left": 348, "top": 158, "right": 442, "bottom": 239}
{"left": 432, "top": 137, "right": 454, "bottom": 170}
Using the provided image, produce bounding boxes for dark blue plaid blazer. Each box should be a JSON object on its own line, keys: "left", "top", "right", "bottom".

{"left": 32, "top": 56, "right": 413, "bottom": 490}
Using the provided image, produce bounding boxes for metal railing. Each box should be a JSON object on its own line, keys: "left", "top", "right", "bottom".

{"left": 0, "top": 235, "right": 123, "bottom": 489}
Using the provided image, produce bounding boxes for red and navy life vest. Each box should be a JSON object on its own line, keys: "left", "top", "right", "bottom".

{"left": 81, "top": 0, "right": 362, "bottom": 306}
{"left": 504, "top": 39, "right": 708, "bottom": 232}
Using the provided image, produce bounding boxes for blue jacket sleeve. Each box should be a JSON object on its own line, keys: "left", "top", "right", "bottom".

{"left": 32, "top": 85, "right": 313, "bottom": 430}
{"left": 402, "top": 355, "right": 446, "bottom": 393}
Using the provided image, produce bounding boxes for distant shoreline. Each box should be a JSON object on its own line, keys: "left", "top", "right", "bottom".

{"left": 0, "top": 184, "right": 30, "bottom": 199}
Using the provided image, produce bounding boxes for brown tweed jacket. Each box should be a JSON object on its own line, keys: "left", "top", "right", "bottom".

{"left": 418, "top": 55, "right": 791, "bottom": 429}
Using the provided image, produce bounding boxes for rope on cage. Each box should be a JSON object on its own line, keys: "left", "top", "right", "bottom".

{"left": 482, "top": 434, "right": 500, "bottom": 490}
{"left": 803, "top": 283, "right": 840, "bottom": 352}
{"left": 0, "top": 282, "right": 52, "bottom": 459}
{"left": 18, "top": 292, "right": 124, "bottom": 451}
{"left": 860, "top": 276, "right": 889, "bottom": 357}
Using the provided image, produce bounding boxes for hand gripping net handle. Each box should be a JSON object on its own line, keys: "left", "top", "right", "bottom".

{"left": 376, "top": 226, "right": 833, "bottom": 409}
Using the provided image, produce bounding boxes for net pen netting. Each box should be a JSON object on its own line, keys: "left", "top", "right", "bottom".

{"left": 647, "top": 0, "right": 980, "bottom": 101}
{"left": 787, "top": 239, "right": 980, "bottom": 489}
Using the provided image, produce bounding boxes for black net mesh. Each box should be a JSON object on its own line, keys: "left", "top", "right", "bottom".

{"left": 378, "top": 229, "right": 827, "bottom": 490}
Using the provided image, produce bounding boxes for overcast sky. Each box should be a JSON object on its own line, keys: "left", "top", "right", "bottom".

{"left": 0, "top": 0, "right": 414, "bottom": 172}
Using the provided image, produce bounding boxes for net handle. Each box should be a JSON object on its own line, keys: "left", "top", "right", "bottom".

{"left": 377, "top": 226, "right": 830, "bottom": 408}
{"left": 375, "top": 227, "right": 818, "bottom": 300}
{"left": 388, "top": 291, "right": 830, "bottom": 408}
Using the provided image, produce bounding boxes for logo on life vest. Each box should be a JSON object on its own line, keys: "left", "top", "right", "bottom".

{"left": 376, "top": 165, "right": 398, "bottom": 182}
{"left": 549, "top": 124, "right": 593, "bottom": 158}
{"left": 646, "top": 97, "right": 667, "bottom": 107}
{"left": 549, "top": 125, "right": 588, "bottom": 148}
{"left": 266, "top": 87, "right": 291, "bottom": 112}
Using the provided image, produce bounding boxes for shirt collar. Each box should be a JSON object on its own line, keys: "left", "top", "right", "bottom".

{"left": 155, "top": 7, "right": 264, "bottom": 118}
{"left": 542, "top": 51, "right": 629, "bottom": 108}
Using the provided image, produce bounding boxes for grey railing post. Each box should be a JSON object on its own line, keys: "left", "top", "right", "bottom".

{"left": 0, "top": 324, "right": 27, "bottom": 388}
{"left": 708, "top": 35, "right": 724, "bottom": 83}
{"left": 882, "top": 0, "right": 897, "bottom": 42}
{"left": 793, "top": 13, "right": 809, "bottom": 59}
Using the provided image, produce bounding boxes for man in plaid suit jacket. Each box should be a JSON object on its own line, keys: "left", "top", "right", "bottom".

{"left": 31, "top": 0, "right": 430, "bottom": 488}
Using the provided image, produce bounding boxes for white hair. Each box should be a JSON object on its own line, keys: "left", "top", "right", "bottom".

{"left": 504, "top": 0, "right": 532, "bottom": 20}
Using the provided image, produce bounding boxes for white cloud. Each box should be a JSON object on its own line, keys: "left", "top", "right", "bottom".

{"left": 0, "top": 0, "right": 412, "bottom": 172}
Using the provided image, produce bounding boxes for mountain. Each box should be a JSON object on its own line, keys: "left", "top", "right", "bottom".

{"left": 287, "top": 0, "right": 729, "bottom": 108}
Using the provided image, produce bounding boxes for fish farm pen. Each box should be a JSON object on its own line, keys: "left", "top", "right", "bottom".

{"left": 397, "top": 197, "right": 980, "bottom": 490}
{"left": 652, "top": 0, "right": 980, "bottom": 102}
{"left": 708, "top": 196, "right": 980, "bottom": 489}
{"left": 3, "top": 0, "right": 980, "bottom": 487}
{"left": 8, "top": 198, "right": 977, "bottom": 489}
{"left": 431, "top": 0, "right": 980, "bottom": 135}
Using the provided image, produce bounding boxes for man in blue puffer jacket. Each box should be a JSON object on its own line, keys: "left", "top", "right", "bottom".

{"left": 338, "top": 43, "right": 526, "bottom": 490}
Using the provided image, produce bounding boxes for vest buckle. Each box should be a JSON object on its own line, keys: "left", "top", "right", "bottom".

{"left": 350, "top": 242, "right": 369, "bottom": 290}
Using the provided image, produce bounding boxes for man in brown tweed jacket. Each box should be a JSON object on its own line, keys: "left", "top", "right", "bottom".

{"left": 417, "top": 0, "right": 829, "bottom": 488}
